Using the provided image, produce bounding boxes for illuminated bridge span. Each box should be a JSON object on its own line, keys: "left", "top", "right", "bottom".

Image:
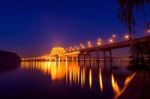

{"left": 58, "top": 35, "right": 150, "bottom": 61}
{"left": 22, "top": 35, "right": 150, "bottom": 61}
{"left": 50, "top": 47, "right": 66, "bottom": 58}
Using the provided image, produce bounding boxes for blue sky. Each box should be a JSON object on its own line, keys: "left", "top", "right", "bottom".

{"left": 0, "top": 0, "right": 149, "bottom": 57}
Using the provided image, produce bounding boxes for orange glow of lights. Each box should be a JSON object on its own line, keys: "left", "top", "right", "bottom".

{"left": 109, "top": 38, "right": 114, "bottom": 43}
{"left": 97, "top": 41, "right": 102, "bottom": 46}
{"left": 124, "top": 34, "right": 130, "bottom": 40}
{"left": 147, "top": 29, "right": 150, "bottom": 33}
{"left": 99, "top": 68, "right": 103, "bottom": 92}
{"left": 72, "top": 48, "right": 75, "bottom": 51}
{"left": 50, "top": 47, "right": 66, "bottom": 58}
{"left": 21, "top": 61, "right": 137, "bottom": 99}
{"left": 81, "top": 69, "right": 85, "bottom": 87}
{"left": 82, "top": 45, "right": 85, "bottom": 49}
{"left": 89, "top": 69, "right": 92, "bottom": 89}
{"left": 124, "top": 73, "right": 136, "bottom": 85}
{"left": 111, "top": 74, "right": 120, "bottom": 95}
{"left": 87, "top": 41, "right": 92, "bottom": 48}
{"left": 114, "top": 73, "right": 136, "bottom": 99}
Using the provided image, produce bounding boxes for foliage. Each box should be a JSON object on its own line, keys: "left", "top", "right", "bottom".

{"left": 118, "top": 0, "right": 150, "bottom": 33}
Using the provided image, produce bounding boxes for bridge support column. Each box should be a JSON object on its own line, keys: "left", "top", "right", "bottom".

{"left": 88, "top": 53, "right": 91, "bottom": 60}
{"left": 97, "top": 51, "right": 99, "bottom": 61}
{"left": 103, "top": 51, "right": 106, "bottom": 65}
{"left": 109, "top": 50, "right": 112, "bottom": 68}
{"left": 88, "top": 52, "right": 91, "bottom": 65}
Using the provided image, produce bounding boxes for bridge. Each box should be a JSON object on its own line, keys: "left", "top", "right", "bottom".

{"left": 22, "top": 34, "right": 150, "bottom": 63}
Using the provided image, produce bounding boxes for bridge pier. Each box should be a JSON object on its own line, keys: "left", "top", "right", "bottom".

{"left": 97, "top": 51, "right": 99, "bottom": 61}
{"left": 103, "top": 50, "right": 113, "bottom": 67}
{"left": 109, "top": 50, "right": 112, "bottom": 68}
{"left": 103, "top": 51, "right": 106, "bottom": 65}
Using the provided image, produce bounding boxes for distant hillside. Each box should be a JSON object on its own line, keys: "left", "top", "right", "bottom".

{"left": 0, "top": 51, "right": 21, "bottom": 67}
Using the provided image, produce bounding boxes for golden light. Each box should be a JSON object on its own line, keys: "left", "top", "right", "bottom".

{"left": 148, "top": 29, "right": 150, "bottom": 33}
{"left": 99, "top": 68, "right": 103, "bottom": 92}
{"left": 97, "top": 38, "right": 102, "bottom": 46}
{"left": 109, "top": 38, "right": 114, "bottom": 43}
{"left": 82, "top": 45, "right": 85, "bottom": 49}
{"left": 87, "top": 41, "right": 92, "bottom": 48}
{"left": 79, "top": 43, "right": 85, "bottom": 49}
{"left": 113, "top": 73, "right": 136, "bottom": 99}
{"left": 111, "top": 74, "right": 120, "bottom": 95}
{"left": 81, "top": 68, "right": 85, "bottom": 88}
{"left": 97, "top": 42, "right": 102, "bottom": 46}
{"left": 124, "top": 34, "right": 130, "bottom": 40}
{"left": 50, "top": 47, "right": 66, "bottom": 58}
{"left": 89, "top": 69, "right": 92, "bottom": 89}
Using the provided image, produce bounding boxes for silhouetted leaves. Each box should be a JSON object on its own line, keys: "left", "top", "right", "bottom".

{"left": 118, "top": 0, "right": 150, "bottom": 33}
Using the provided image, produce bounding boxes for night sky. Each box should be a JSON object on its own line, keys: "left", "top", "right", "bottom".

{"left": 0, "top": 0, "right": 149, "bottom": 57}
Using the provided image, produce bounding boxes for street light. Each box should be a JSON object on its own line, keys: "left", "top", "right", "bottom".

{"left": 148, "top": 29, "right": 150, "bottom": 33}
{"left": 87, "top": 41, "right": 92, "bottom": 48}
{"left": 109, "top": 38, "right": 114, "bottom": 43}
{"left": 80, "top": 43, "right": 85, "bottom": 49}
{"left": 124, "top": 34, "right": 130, "bottom": 40}
{"left": 97, "top": 38, "right": 102, "bottom": 46}
{"left": 82, "top": 45, "right": 85, "bottom": 49}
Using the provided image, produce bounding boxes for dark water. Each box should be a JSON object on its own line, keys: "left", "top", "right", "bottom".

{"left": 0, "top": 61, "right": 149, "bottom": 99}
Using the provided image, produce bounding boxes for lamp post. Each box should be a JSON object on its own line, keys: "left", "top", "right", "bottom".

{"left": 87, "top": 41, "right": 92, "bottom": 48}
{"left": 124, "top": 34, "right": 130, "bottom": 40}
{"left": 97, "top": 38, "right": 102, "bottom": 46}
{"left": 80, "top": 43, "right": 85, "bottom": 49}
{"left": 109, "top": 38, "right": 114, "bottom": 44}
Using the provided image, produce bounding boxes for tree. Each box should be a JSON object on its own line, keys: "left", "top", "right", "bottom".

{"left": 118, "top": 0, "right": 150, "bottom": 38}
{"left": 118, "top": 0, "right": 150, "bottom": 70}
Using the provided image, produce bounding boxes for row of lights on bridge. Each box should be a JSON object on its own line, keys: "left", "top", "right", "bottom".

{"left": 66, "top": 34, "right": 130, "bottom": 52}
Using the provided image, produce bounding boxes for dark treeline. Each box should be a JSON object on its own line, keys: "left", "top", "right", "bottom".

{"left": 0, "top": 51, "right": 21, "bottom": 71}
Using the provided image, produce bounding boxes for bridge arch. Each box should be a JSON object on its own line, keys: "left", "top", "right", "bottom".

{"left": 50, "top": 47, "right": 66, "bottom": 58}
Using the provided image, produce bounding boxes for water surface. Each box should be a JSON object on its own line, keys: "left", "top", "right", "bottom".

{"left": 0, "top": 61, "right": 149, "bottom": 99}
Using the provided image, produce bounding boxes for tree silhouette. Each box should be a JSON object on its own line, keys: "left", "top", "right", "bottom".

{"left": 118, "top": 0, "right": 150, "bottom": 70}
{"left": 118, "top": 0, "right": 150, "bottom": 37}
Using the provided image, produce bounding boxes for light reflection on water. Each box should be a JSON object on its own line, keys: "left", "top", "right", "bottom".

{"left": 21, "top": 61, "right": 136, "bottom": 99}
